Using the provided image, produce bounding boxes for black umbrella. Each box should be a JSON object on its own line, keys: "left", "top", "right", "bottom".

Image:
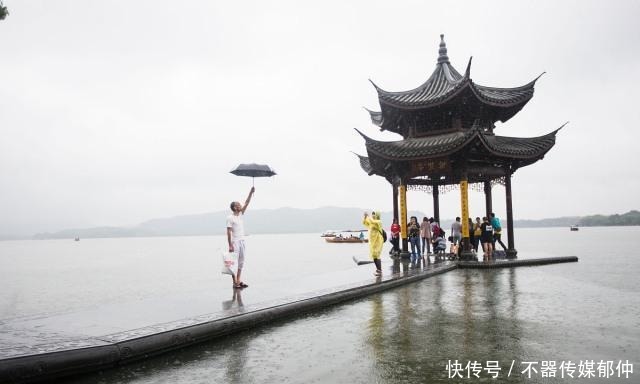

{"left": 230, "top": 163, "right": 277, "bottom": 186}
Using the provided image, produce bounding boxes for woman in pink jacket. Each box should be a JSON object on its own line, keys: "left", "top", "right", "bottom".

{"left": 420, "top": 216, "right": 431, "bottom": 258}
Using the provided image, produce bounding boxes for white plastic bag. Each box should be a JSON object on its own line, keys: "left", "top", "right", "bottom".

{"left": 221, "top": 249, "right": 239, "bottom": 276}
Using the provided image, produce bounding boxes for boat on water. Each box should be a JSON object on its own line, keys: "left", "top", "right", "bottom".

{"left": 325, "top": 236, "right": 368, "bottom": 243}
{"left": 570, "top": 225, "right": 579, "bottom": 231}
{"left": 74, "top": 237, "right": 80, "bottom": 241}
{"left": 321, "top": 229, "right": 368, "bottom": 238}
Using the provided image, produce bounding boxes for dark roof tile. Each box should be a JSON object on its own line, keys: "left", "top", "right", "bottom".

{"left": 371, "top": 36, "right": 539, "bottom": 110}
{"left": 357, "top": 126, "right": 562, "bottom": 161}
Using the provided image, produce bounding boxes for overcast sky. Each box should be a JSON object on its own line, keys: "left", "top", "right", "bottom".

{"left": 1, "top": 0, "right": 639, "bottom": 237}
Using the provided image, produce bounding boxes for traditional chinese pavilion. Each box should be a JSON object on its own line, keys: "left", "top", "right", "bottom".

{"left": 355, "top": 35, "right": 564, "bottom": 259}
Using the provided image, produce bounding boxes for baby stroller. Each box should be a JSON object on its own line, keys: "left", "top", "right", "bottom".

{"left": 446, "top": 235, "right": 458, "bottom": 261}
{"left": 433, "top": 236, "right": 447, "bottom": 261}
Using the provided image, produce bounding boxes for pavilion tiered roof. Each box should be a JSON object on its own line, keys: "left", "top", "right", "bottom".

{"left": 367, "top": 35, "right": 543, "bottom": 137}
{"left": 355, "top": 35, "right": 563, "bottom": 186}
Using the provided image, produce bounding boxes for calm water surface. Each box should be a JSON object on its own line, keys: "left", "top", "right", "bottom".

{"left": 1, "top": 227, "right": 639, "bottom": 383}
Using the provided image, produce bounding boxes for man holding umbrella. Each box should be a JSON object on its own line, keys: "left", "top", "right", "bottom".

{"left": 227, "top": 186, "right": 255, "bottom": 289}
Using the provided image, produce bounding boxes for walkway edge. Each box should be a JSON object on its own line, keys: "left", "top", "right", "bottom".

{"left": 457, "top": 256, "right": 578, "bottom": 269}
{"left": 113, "top": 264, "right": 458, "bottom": 364}
{"left": 0, "top": 345, "right": 119, "bottom": 384}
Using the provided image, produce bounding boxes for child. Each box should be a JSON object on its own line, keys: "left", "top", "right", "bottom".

{"left": 432, "top": 232, "right": 447, "bottom": 260}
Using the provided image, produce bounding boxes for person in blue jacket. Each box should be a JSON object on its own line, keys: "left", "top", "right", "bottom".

{"left": 490, "top": 213, "right": 507, "bottom": 251}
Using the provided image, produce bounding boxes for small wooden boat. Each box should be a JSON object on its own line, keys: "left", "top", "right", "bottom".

{"left": 325, "top": 236, "right": 368, "bottom": 243}
{"left": 321, "top": 229, "right": 368, "bottom": 238}
{"left": 570, "top": 225, "right": 579, "bottom": 231}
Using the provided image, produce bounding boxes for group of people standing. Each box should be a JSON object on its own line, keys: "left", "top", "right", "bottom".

{"left": 388, "top": 216, "right": 447, "bottom": 262}
{"left": 469, "top": 213, "right": 507, "bottom": 261}
{"left": 368, "top": 212, "right": 508, "bottom": 267}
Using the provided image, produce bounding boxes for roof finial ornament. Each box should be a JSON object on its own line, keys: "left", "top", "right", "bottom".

{"left": 437, "top": 34, "right": 449, "bottom": 64}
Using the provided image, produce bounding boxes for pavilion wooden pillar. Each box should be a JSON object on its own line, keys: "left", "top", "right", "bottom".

{"left": 459, "top": 173, "right": 475, "bottom": 260}
{"left": 392, "top": 183, "right": 399, "bottom": 223}
{"left": 504, "top": 172, "right": 518, "bottom": 259}
{"left": 433, "top": 185, "right": 440, "bottom": 224}
{"left": 484, "top": 181, "right": 493, "bottom": 220}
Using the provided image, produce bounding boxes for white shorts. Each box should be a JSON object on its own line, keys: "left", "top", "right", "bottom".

{"left": 233, "top": 240, "right": 246, "bottom": 269}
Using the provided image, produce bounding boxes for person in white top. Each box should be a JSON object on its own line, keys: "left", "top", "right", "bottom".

{"left": 227, "top": 186, "right": 255, "bottom": 289}
{"left": 450, "top": 217, "right": 462, "bottom": 256}
{"left": 420, "top": 217, "right": 431, "bottom": 258}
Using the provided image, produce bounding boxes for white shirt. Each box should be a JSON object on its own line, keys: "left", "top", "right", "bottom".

{"left": 451, "top": 221, "right": 462, "bottom": 236}
{"left": 226, "top": 214, "right": 245, "bottom": 241}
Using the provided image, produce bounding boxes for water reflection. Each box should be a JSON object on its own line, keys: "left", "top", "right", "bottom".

{"left": 462, "top": 270, "right": 475, "bottom": 355}
{"left": 368, "top": 294, "right": 384, "bottom": 361}
{"left": 389, "top": 257, "right": 408, "bottom": 275}
{"left": 366, "top": 269, "right": 526, "bottom": 382}
{"left": 391, "top": 257, "right": 400, "bottom": 274}
{"left": 508, "top": 268, "right": 518, "bottom": 317}
{"left": 390, "top": 255, "right": 432, "bottom": 275}
{"left": 222, "top": 288, "right": 244, "bottom": 311}
{"left": 220, "top": 289, "right": 248, "bottom": 383}
{"left": 223, "top": 329, "right": 249, "bottom": 384}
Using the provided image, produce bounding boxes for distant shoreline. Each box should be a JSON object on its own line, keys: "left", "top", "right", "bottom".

{"left": 3, "top": 209, "right": 638, "bottom": 241}
{"left": 1, "top": 224, "right": 639, "bottom": 242}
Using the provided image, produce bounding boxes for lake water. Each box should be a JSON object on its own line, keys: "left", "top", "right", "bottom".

{"left": 1, "top": 227, "right": 639, "bottom": 383}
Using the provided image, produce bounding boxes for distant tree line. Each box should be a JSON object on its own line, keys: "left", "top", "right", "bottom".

{"left": 578, "top": 210, "right": 640, "bottom": 227}
{"left": 0, "top": 1, "right": 8, "bottom": 20}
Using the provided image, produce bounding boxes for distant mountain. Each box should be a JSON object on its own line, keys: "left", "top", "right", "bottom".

{"left": 33, "top": 207, "right": 428, "bottom": 240}
{"left": 30, "top": 209, "right": 640, "bottom": 240}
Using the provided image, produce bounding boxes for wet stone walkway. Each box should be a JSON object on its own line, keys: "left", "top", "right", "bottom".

{"left": 0, "top": 256, "right": 577, "bottom": 383}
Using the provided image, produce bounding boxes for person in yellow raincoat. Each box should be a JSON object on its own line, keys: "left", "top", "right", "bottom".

{"left": 363, "top": 211, "right": 383, "bottom": 276}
